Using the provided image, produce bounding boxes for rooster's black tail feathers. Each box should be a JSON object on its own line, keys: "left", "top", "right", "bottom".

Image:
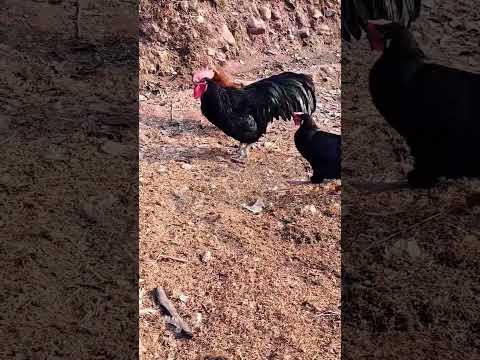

{"left": 243, "top": 72, "right": 316, "bottom": 129}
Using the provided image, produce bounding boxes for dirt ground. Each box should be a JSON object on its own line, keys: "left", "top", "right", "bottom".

{"left": 139, "top": 42, "right": 341, "bottom": 360}
{"left": 342, "top": 0, "right": 480, "bottom": 358}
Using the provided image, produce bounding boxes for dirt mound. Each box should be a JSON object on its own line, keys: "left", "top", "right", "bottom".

{"left": 139, "top": 0, "right": 340, "bottom": 91}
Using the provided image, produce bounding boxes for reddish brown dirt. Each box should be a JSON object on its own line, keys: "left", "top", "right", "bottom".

{"left": 139, "top": 47, "right": 341, "bottom": 359}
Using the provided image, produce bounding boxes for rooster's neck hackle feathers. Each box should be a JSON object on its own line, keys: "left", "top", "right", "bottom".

{"left": 212, "top": 67, "right": 243, "bottom": 89}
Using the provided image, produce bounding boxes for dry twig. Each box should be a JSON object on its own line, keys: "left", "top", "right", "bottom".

{"left": 154, "top": 287, "right": 193, "bottom": 339}
{"left": 156, "top": 254, "right": 188, "bottom": 263}
{"left": 366, "top": 212, "right": 443, "bottom": 250}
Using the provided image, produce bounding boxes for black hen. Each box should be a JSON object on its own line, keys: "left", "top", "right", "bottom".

{"left": 291, "top": 112, "right": 341, "bottom": 184}
{"left": 342, "top": 0, "right": 421, "bottom": 41}
{"left": 193, "top": 69, "right": 316, "bottom": 160}
{"left": 368, "top": 22, "right": 480, "bottom": 188}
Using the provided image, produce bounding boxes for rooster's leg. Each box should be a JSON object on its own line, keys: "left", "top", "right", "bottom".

{"left": 244, "top": 143, "right": 252, "bottom": 157}
{"left": 232, "top": 143, "right": 248, "bottom": 162}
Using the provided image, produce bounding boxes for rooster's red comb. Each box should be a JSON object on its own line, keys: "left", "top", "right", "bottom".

{"left": 193, "top": 68, "right": 214, "bottom": 83}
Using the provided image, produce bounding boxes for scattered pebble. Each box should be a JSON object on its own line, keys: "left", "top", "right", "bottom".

{"left": 0, "top": 115, "right": 10, "bottom": 133}
{"left": 179, "top": 294, "right": 189, "bottom": 303}
{"left": 298, "top": 28, "right": 311, "bottom": 39}
{"left": 221, "top": 24, "right": 236, "bottom": 46}
{"left": 247, "top": 16, "right": 267, "bottom": 35}
{"left": 301, "top": 204, "right": 317, "bottom": 215}
{"left": 201, "top": 250, "right": 212, "bottom": 263}
{"left": 195, "top": 312, "right": 203, "bottom": 325}
{"left": 180, "top": 1, "right": 189, "bottom": 12}
{"left": 259, "top": 5, "right": 272, "bottom": 20}
{"left": 406, "top": 240, "right": 422, "bottom": 259}
{"left": 242, "top": 198, "right": 265, "bottom": 214}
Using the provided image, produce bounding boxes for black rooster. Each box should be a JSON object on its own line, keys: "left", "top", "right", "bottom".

{"left": 289, "top": 112, "right": 341, "bottom": 185}
{"left": 368, "top": 22, "right": 480, "bottom": 188}
{"left": 341, "top": 0, "right": 421, "bottom": 41}
{"left": 193, "top": 69, "right": 316, "bottom": 161}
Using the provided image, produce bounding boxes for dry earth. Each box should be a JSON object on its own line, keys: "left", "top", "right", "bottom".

{"left": 139, "top": 23, "right": 341, "bottom": 360}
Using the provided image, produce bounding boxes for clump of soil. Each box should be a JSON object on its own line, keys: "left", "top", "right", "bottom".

{"left": 139, "top": 0, "right": 340, "bottom": 91}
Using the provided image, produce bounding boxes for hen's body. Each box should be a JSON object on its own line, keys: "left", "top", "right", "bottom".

{"left": 199, "top": 72, "right": 316, "bottom": 155}
{"left": 342, "top": 0, "right": 421, "bottom": 40}
{"left": 294, "top": 115, "right": 341, "bottom": 183}
{"left": 369, "top": 24, "right": 480, "bottom": 187}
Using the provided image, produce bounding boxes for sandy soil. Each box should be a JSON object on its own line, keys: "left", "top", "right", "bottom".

{"left": 139, "top": 46, "right": 341, "bottom": 359}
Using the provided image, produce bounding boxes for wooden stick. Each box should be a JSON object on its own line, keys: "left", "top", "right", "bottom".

{"left": 287, "top": 179, "right": 312, "bottom": 186}
{"left": 366, "top": 212, "right": 442, "bottom": 250}
{"left": 156, "top": 254, "right": 188, "bottom": 263}
{"left": 154, "top": 287, "right": 193, "bottom": 338}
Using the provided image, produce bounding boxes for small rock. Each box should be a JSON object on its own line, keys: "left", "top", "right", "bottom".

{"left": 406, "top": 240, "right": 422, "bottom": 259}
{"left": 324, "top": 8, "right": 336, "bottom": 17}
{"left": 216, "top": 51, "right": 227, "bottom": 65}
{"left": 195, "top": 312, "right": 203, "bottom": 325}
{"left": 158, "top": 50, "right": 169, "bottom": 63}
{"left": 139, "top": 94, "right": 147, "bottom": 101}
{"left": 259, "top": 5, "right": 272, "bottom": 20}
{"left": 201, "top": 250, "right": 212, "bottom": 263}
{"left": 179, "top": 294, "right": 189, "bottom": 303}
{"left": 221, "top": 24, "right": 236, "bottom": 46}
{"left": 0, "top": 115, "right": 11, "bottom": 133}
{"left": 311, "top": 8, "right": 323, "bottom": 19}
{"left": 207, "top": 48, "right": 216, "bottom": 56}
{"left": 271, "top": 9, "right": 281, "bottom": 20}
{"left": 189, "top": 0, "right": 198, "bottom": 11}
{"left": 298, "top": 28, "right": 311, "bottom": 39}
{"left": 151, "top": 22, "right": 160, "bottom": 33}
{"left": 317, "top": 23, "right": 331, "bottom": 34}
{"left": 197, "top": 15, "right": 205, "bottom": 24}
{"left": 247, "top": 17, "right": 267, "bottom": 35}
{"left": 301, "top": 204, "right": 317, "bottom": 215}
{"left": 296, "top": 12, "right": 309, "bottom": 27}
{"left": 285, "top": 0, "right": 296, "bottom": 10}
{"left": 181, "top": 163, "right": 193, "bottom": 170}
{"left": 180, "top": 1, "right": 189, "bottom": 12}
{"left": 242, "top": 198, "right": 265, "bottom": 214}
{"left": 101, "top": 140, "right": 128, "bottom": 156}
{"left": 81, "top": 202, "right": 98, "bottom": 222}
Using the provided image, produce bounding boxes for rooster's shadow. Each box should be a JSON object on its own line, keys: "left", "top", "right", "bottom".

{"left": 140, "top": 116, "right": 219, "bottom": 138}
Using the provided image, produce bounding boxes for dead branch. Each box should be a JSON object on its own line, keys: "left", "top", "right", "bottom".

{"left": 154, "top": 287, "right": 193, "bottom": 339}
{"left": 366, "top": 212, "right": 443, "bottom": 250}
{"left": 156, "top": 254, "right": 188, "bottom": 263}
